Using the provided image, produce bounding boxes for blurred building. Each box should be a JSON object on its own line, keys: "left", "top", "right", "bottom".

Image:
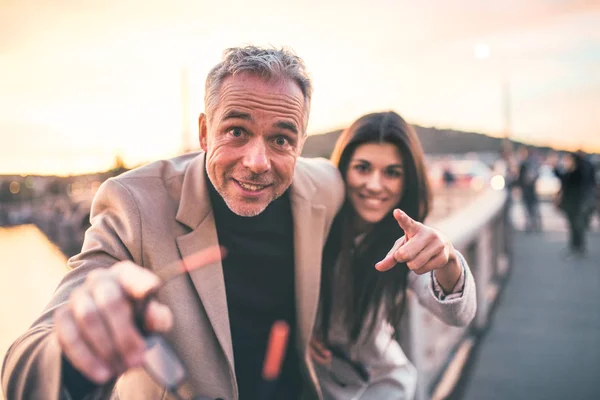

{"left": 0, "top": 161, "right": 129, "bottom": 257}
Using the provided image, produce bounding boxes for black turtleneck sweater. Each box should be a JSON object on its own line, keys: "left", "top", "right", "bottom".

{"left": 207, "top": 177, "right": 301, "bottom": 400}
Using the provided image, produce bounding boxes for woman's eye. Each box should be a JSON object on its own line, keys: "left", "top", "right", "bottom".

{"left": 386, "top": 169, "right": 403, "bottom": 178}
{"left": 354, "top": 164, "right": 369, "bottom": 172}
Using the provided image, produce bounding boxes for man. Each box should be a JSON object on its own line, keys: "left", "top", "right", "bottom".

{"left": 576, "top": 150, "right": 597, "bottom": 230}
{"left": 551, "top": 151, "right": 590, "bottom": 256}
{"left": 517, "top": 146, "right": 541, "bottom": 232}
{"left": 2, "top": 46, "right": 345, "bottom": 399}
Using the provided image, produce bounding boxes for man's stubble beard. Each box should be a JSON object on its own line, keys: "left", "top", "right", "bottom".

{"left": 206, "top": 163, "right": 292, "bottom": 217}
{"left": 212, "top": 175, "right": 290, "bottom": 217}
{"left": 223, "top": 197, "right": 269, "bottom": 217}
{"left": 221, "top": 188, "right": 285, "bottom": 217}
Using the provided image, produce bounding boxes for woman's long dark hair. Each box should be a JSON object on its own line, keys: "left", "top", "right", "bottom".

{"left": 320, "top": 111, "right": 432, "bottom": 343}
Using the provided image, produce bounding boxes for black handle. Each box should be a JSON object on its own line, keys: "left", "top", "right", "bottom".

{"left": 132, "top": 291, "right": 158, "bottom": 336}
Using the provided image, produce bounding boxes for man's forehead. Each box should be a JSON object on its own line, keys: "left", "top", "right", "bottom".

{"left": 212, "top": 74, "right": 306, "bottom": 128}
{"left": 219, "top": 72, "right": 304, "bottom": 99}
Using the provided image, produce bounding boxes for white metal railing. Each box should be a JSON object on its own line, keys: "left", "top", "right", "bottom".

{"left": 3, "top": 187, "right": 511, "bottom": 399}
{"left": 404, "top": 188, "right": 511, "bottom": 400}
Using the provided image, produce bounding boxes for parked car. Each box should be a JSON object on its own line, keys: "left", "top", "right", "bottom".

{"left": 428, "top": 159, "right": 503, "bottom": 192}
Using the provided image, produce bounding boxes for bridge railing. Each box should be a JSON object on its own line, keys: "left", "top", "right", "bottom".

{"left": 3, "top": 186, "right": 512, "bottom": 399}
{"left": 403, "top": 188, "right": 511, "bottom": 400}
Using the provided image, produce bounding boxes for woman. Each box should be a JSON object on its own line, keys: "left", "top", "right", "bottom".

{"left": 310, "top": 111, "right": 476, "bottom": 399}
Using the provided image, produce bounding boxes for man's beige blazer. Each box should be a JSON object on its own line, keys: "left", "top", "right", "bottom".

{"left": 2, "top": 152, "right": 344, "bottom": 400}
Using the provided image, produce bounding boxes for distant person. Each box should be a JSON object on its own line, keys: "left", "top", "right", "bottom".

{"left": 309, "top": 111, "right": 476, "bottom": 399}
{"left": 593, "top": 156, "right": 600, "bottom": 227}
{"left": 576, "top": 150, "right": 597, "bottom": 230}
{"left": 0, "top": 204, "right": 6, "bottom": 226}
{"left": 551, "top": 152, "right": 589, "bottom": 257}
{"left": 442, "top": 162, "right": 456, "bottom": 189}
{"left": 500, "top": 146, "right": 518, "bottom": 211}
{"left": 500, "top": 147, "right": 519, "bottom": 258}
{"left": 2, "top": 46, "right": 351, "bottom": 400}
{"left": 517, "top": 146, "right": 541, "bottom": 232}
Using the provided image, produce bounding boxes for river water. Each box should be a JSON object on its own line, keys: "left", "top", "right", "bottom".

{"left": 0, "top": 225, "right": 68, "bottom": 399}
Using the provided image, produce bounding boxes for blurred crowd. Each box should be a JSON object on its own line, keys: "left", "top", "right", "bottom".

{"left": 428, "top": 144, "right": 599, "bottom": 257}
{"left": 505, "top": 146, "right": 598, "bottom": 256}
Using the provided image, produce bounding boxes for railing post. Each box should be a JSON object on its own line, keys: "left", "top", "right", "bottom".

{"left": 502, "top": 200, "right": 513, "bottom": 263}
{"left": 492, "top": 216, "right": 500, "bottom": 278}
{"left": 475, "top": 224, "right": 492, "bottom": 330}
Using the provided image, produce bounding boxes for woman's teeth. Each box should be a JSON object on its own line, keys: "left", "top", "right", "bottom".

{"left": 360, "top": 196, "right": 386, "bottom": 207}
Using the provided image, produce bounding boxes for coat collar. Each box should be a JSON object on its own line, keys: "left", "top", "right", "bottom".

{"left": 175, "top": 152, "right": 212, "bottom": 230}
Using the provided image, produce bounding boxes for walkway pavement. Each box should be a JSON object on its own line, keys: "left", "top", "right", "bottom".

{"left": 459, "top": 204, "right": 600, "bottom": 400}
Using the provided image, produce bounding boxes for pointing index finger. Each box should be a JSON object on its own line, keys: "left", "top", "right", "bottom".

{"left": 393, "top": 209, "right": 419, "bottom": 236}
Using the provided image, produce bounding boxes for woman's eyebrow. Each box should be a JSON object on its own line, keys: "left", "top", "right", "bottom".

{"left": 387, "top": 164, "right": 404, "bottom": 169}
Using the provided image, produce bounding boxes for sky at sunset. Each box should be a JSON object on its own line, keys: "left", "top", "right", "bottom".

{"left": 1, "top": 0, "right": 599, "bottom": 175}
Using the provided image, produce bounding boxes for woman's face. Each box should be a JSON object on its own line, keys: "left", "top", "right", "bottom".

{"left": 345, "top": 142, "right": 405, "bottom": 232}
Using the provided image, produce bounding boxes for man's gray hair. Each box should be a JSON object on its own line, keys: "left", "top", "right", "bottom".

{"left": 204, "top": 46, "right": 313, "bottom": 133}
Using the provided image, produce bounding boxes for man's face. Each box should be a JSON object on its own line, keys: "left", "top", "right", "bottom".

{"left": 199, "top": 73, "right": 307, "bottom": 217}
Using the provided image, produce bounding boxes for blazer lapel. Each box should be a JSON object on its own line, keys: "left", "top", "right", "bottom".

{"left": 290, "top": 165, "right": 326, "bottom": 354}
{"left": 174, "top": 153, "right": 234, "bottom": 372}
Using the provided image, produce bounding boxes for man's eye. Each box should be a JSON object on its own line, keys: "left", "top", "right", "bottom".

{"left": 275, "top": 136, "right": 289, "bottom": 146}
{"left": 229, "top": 128, "right": 244, "bottom": 138}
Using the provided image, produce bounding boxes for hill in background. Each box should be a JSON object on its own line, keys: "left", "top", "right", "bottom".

{"left": 302, "top": 125, "right": 553, "bottom": 159}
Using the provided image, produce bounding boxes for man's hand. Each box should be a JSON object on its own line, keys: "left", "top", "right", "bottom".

{"left": 54, "top": 261, "right": 165, "bottom": 383}
{"left": 54, "top": 247, "right": 223, "bottom": 384}
{"left": 375, "top": 209, "right": 461, "bottom": 291}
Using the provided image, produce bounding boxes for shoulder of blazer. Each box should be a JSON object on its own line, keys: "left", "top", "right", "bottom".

{"left": 109, "top": 152, "right": 200, "bottom": 187}
{"left": 100, "top": 152, "right": 202, "bottom": 207}
{"left": 295, "top": 157, "right": 345, "bottom": 212}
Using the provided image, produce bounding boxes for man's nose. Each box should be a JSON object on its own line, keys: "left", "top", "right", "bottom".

{"left": 243, "top": 139, "right": 271, "bottom": 174}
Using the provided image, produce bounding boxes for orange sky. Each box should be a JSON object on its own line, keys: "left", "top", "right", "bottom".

{"left": 1, "top": 0, "right": 599, "bottom": 175}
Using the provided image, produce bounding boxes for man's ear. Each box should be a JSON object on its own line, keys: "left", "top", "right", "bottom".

{"left": 199, "top": 113, "right": 208, "bottom": 152}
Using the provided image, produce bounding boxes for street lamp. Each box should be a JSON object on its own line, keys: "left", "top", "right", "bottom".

{"left": 180, "top": 66, "right": 192, "bottom": 154}
{"left": 474, "top": 43, "right": 491, "bottom": 60}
